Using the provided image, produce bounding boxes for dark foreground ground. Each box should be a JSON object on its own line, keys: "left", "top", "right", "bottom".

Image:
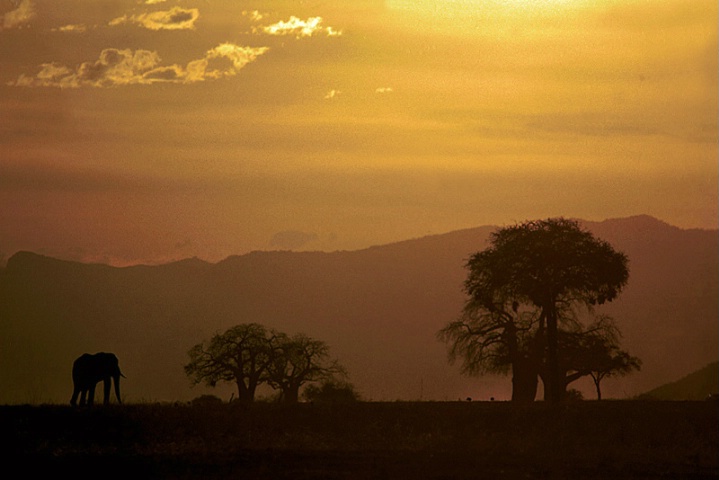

{"left": 1, "top": 400, "right": 717, "bottom": 479}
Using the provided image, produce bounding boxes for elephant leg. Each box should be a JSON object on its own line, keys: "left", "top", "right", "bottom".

{"left": 88, "top": 385, "right": 96, "bottom": 406}
{"left": 103, "top": 379, "right": 111, "bottom": 405}
{"left": 79, "top": 390, "right": 87, "bottom": 406}
{"left": 71, "top": 388, "right": 79, "bottom": 406}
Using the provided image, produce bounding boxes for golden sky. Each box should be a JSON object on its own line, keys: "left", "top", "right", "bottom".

{"left": 1, "top": 0, "right": 716, "bottom": 265}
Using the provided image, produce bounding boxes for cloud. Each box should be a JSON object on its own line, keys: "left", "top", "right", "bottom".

{"left": 243, "top": 10, "right": 264, "bottom": 22}
{"left": 259, "top": 16, "right": 342, "bottom": 38}
{"left": 375, "top": 87, "right": 394, "bottom": 94}
{"left": 51, "top": 24, "right": 88, "bottom": 33}
{"left": 324, "top": 89, "right": 341, "bottom": 99}
{"left": 109, "top": 7, "right": 199, "bottom": 31}
{"left": 269, "top": 231, "right": 319, "bottom": 250}
{"left": 9, "top": 43, "right": 269, "bottom": 88}
{"left": 1, "top": 0, "right": 35, "bottom": 29}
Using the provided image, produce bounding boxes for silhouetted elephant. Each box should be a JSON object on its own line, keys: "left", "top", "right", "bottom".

{"left": 70, "top": 352, "right": 124, "bottom": 406}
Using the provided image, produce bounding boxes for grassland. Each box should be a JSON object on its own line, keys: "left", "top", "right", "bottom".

{"left": 2, "top": 400, "right": 717, "bottom": 479}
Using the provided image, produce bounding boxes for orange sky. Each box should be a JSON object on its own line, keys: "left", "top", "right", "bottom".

{"left": 1, "top": 0, "right": 716, "bottom": 265}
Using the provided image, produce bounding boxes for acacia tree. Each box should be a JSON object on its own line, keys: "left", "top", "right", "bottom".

{"left": 542, "top": 316, "right": 633, "bottom": 398}
{"left": 586, "top": 343, "right": 642, "bottom": 400}
{"left": 463, "top": 218, "right": 629, "bottom": 404}
{"left": 266, "top": 332, "right": 346, "bottom": 403}
{"left": 184, "top": 323, "right": 273, "bottom": 403}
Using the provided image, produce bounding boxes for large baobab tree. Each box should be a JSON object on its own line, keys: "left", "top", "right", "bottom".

{"left": 462, "top": 218, "right": 629, "bottom": 404}
{"left": 266, "top": 332, "right": 346, "bottom": 403}
{"left": 184, "top": 323, "right": 273, "bottom": 403}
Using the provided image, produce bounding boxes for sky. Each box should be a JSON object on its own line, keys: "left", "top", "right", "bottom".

{"left": 1, "top": 0, "right": 717, "bottom": 266}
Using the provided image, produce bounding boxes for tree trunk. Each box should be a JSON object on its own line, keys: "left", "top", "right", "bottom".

{"left": 283, "top": 386, "right": 300, "bottom": 403}
{"left": 594, "top": 377, "right": 602, "bottom": 400}
{"left": 511, "top": 359, "right": 538, "bottom": 403}
{"left": 505, "top": 318, "right": 538, "bottom": 403}
{"left": 541, "top": 370, "right": 579, "bottom": 402}
{"left": 236, "top": 381, "right": 254, "bottom": 403}
{"left": 545, "top": 302, "right": 562, "bottom": 404}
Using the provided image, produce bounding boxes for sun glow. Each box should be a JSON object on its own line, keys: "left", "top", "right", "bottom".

{"left": 387, "top": 0, "right": 592, "bottom": 17}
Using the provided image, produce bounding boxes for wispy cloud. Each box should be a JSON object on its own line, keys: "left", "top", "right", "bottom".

{"left": 1, "top": 0, "right": 35, "bottom": 30}
{"left": 243, "top": 10, "right": 264, "bottom": 22}
{"left": 324, "top": 89, "right": 341, "bottom": 100}
{"left": 202, "top": 43, "right": 269, "bottom": 78}
{"left": 375, "top": 87, "right": 394, "bottom": 94}
{"left": 9, "top": 43, "right": 269, "bottom": 88}
{"left": 51, "top": 24, "right": 88, "bottom": 33}
{"left": 109, "top": 7, "right": 199, "bottom": 31}
{"left": 259, "top": 16, "right": 342, "bottom": 38}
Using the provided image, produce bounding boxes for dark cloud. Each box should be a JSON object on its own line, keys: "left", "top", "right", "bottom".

{"left": 143, "top": 65, "right": 183, "bottom": 82}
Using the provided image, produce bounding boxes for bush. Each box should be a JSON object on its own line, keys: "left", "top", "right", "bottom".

{"left": 190, "top": 394, "right": 223, "bottom": 407}
{"left": 302, "top": 380, "right": 360, "bottom": 404}
{"left": 564, "top": 389, "right": 584, "bottom": 402}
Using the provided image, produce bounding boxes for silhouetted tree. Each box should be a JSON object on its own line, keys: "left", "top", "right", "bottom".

{"left": 438, "top": 300, "right": 544, "bottom": 403}
{"left": 463, "top": 218, "right": 629, "bottom": 404}
{"left": 266, "top": 332, "right": 346, "bottom": 403}
{"left": 439, "top": 301, "right": 640, "bottom": 403}
{"left": 541, "top": 316, "right": 639, "bottom": 400}
{"left": 184, "top": 323, "right": 273, "bottom": 403}
{"left": 586, "top": 342, "right": 642, "bottom": 400}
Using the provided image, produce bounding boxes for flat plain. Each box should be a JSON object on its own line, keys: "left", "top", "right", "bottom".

{"left": 2, "top": 400, "right": 717, "bottom": 479}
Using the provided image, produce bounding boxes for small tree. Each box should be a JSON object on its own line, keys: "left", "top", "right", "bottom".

{"left": 184, "top": 323, "right": 272, "bottom": 403}
{"left": 266, "top": 332, "right": 346, "bottom": 403}
{"left": 588, "top": 346, "right": 642, "bottom": 400}
{"left": 544, "top": 316, "right": 641, "bottom": 400}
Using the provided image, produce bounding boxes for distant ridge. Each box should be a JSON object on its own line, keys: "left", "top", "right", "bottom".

{"left": 1, "top": 215, "right": 716, "bottom": 404}
{"left": 639, "top": 362, "right": 719, "bottom": 400}
{"left": 2, "top": 215, "right": 709, "bottom": 269}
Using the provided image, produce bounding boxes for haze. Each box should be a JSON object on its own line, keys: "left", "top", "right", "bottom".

{"left": 1, "top": 0, "right": 717, "bottom": 266}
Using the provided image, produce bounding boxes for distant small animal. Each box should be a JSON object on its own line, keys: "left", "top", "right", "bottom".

{"left": 466, "top": 397, "right": 472, "bottom": 402}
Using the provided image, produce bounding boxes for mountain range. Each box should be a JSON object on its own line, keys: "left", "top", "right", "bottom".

{"left": 1, "top": 215, "right": 716, "bottom": 404}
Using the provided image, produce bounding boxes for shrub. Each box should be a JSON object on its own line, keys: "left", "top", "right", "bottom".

{"left": 302, "top": 380, "right": 360, "bottom": 404}
{"left": 190, "top": 394, "right": 223, "bottom": 407}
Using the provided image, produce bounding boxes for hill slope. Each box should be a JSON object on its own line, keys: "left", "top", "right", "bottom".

{"left": 640, "top": 362, "right": 719, "bottom": 400}
{"left": 0, "top": 215, "right": 716, "bottom": 404}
